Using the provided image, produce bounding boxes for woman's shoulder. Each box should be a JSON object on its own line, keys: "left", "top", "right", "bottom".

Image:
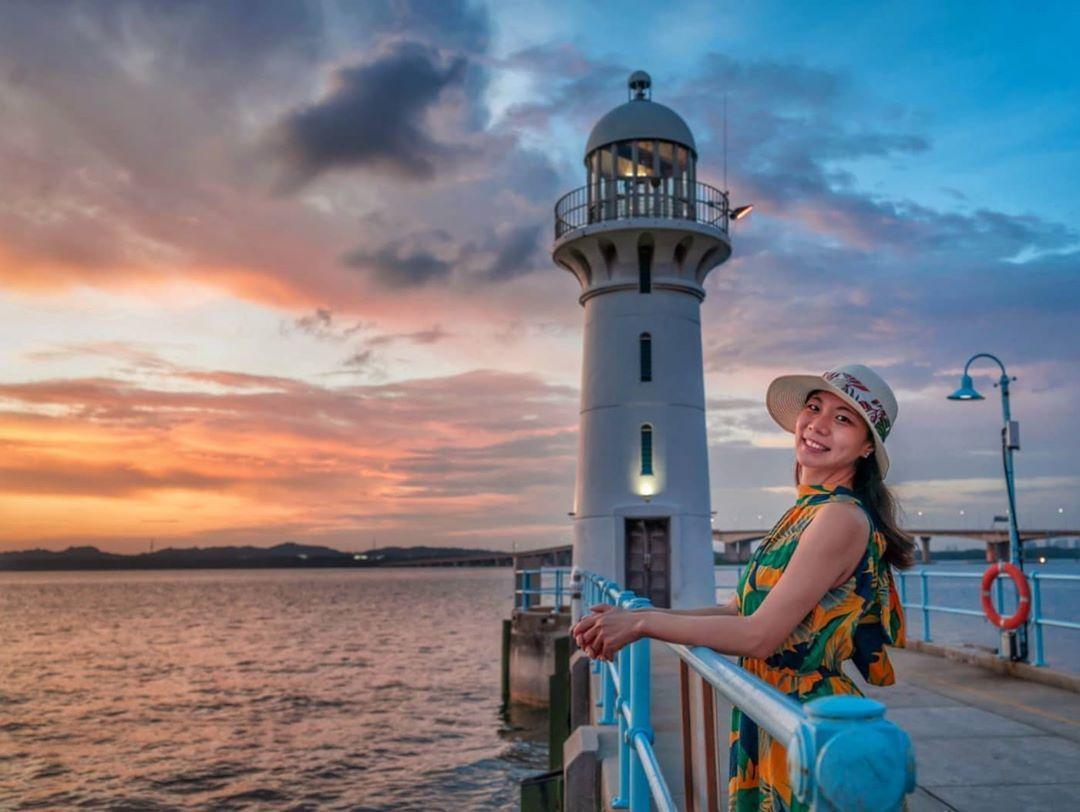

{"left": 809, "top": 499, "right": 872, "bottom": 534}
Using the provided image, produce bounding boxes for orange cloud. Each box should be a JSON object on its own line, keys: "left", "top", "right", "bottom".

{"left": 0, "top": 355, "right": 578, "bottom": 553}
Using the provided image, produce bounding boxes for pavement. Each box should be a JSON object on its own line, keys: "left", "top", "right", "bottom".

{"left": 870, "top": 645, "right": 1080, "bottom": 811}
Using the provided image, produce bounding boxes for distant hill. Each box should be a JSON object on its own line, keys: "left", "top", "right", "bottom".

{"left": 0, "top": 542, "right": 508, "bottom": 571}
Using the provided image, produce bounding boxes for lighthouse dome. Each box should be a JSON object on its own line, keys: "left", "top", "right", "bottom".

{"left": 585, "top": 71, "right": 696, "bottom": 157}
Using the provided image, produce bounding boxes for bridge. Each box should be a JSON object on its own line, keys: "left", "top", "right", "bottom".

{"left": 713, "top": 528, "right": 1079, "bottom": 564}
{"left": 388, "top": 551, "right": 515, "bottom": 567}
{"left": 390, "top": 544, "right": 572, "bottom": 568}
{"left": 393, "top": 530, "right": 1077, "bottom": 569}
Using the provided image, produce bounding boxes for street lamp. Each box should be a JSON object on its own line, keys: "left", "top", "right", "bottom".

{"left": 947, "top": 352, "right": 1027, "bottom": 661}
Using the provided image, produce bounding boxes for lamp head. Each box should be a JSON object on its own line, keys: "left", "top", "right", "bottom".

{"left": 730, "top": 204, "right": 754, "bottom": 221}
{"left": 947, "top": 373, "right": 984, "bottom": 401}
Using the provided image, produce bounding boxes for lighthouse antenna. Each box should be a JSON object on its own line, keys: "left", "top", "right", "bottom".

{"left": 723, "top": 93, "right": 728, "bottom": 192}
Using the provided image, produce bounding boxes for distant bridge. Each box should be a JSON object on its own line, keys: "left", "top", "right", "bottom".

{"left": 713, "top": 528, "right": 1079, "bottom": 564}
{"left": 389, "top": 529, "right": 1076, "bottom": 569}
{"left": 389, "top": 551, "right": 515, "bottom": 567}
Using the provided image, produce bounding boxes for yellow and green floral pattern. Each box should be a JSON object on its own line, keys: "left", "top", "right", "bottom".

{"left": 728, "top": 482, "right": 906, "bottom": 811}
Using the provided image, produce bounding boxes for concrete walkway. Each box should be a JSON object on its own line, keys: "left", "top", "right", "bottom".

{"left": 591, "top": 644, "right": 1080, "bottom": 811}
{"left": 871, "top": 646, "right": 1080, "bottom": 811}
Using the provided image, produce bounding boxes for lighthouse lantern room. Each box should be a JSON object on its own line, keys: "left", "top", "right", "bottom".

{"left": 553, "top": 71, "right": 738, "bottom": 609}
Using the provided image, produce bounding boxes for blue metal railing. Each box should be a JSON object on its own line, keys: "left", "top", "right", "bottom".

{"left": 580, "top": 569, "right": 915, "bottom": 811}
{"left": 895, "top": 568, "right": 1080, "bottom": 667}
{"left": 515, "top": 566, "right": 572, "bottom": 611}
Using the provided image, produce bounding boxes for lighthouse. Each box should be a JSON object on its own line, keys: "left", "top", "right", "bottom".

{"left": 553, "top": 71, "right": 740, "bottom": 609}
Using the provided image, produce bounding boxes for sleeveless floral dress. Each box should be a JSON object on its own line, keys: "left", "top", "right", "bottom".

{"left": 728, "top": 483, "right": 906, "bottom": 811}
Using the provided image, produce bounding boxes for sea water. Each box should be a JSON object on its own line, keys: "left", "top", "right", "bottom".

{"left": 0, "top": 568, "right": 545, "bottom": 810}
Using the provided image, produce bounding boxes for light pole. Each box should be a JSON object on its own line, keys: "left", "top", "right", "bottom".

{"left": 948, "top": 352, "right": 1027, "bottom": 661}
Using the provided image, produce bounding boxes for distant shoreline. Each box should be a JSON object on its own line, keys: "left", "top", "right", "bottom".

{"left": 0, "top": 542, "right": 512, "bottom": 572}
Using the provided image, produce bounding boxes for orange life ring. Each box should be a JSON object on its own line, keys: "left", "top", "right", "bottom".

{"left": 980, "top": 562, "right": 1031, "bottom": 630}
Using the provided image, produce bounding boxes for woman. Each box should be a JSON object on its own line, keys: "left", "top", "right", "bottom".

{"left": 571, "top": 363, "right": 915, "bottom": 811}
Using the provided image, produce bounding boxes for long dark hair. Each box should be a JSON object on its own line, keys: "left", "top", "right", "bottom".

{"left": 851, "top": 454, "right": 916, "bottom": 570}
{"left": 795, "top": 396, "right": 916, "bottom": 571}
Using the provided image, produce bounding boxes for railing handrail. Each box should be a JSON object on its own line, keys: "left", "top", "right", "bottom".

{"left": 514, "top": 565, "right": 573, "bottom": 611}
{"left": 667, "top": 642, "right": 804, "bottom": 744}
{"left": 894, "top": 567, "right": 1080, "bottom": 667}
{"left": 580, "top": 568, "right": 914, "bottom": 811}
{"left": 553, "top": 178, "right": 730, "bottom": 241}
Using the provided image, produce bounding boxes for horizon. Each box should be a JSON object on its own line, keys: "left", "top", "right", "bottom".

{"left": 1, "top": 1, "right": 1077, "bottom": 554}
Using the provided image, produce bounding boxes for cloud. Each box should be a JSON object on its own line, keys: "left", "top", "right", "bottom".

{"left": 0, "top": 350, "right": 578, "bottom": 551}
{"left": 366, "top": 326, "right": 450, "bottom": 346}
{"left": 484, "top": 223, "right": 545, "bottom": 280}
{"left": 343, "top": 239, "right": 456, "bottom": 288}
{"left": 288, "top": 309, "right": 369, "bottom": 342}
{"left": 271, "top": 41, "right": 471, "bottom": 187}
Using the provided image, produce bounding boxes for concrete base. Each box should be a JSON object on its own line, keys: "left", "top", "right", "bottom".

{"left": 570, "top": 650, "right": 593, "bottom": 731}
{"left": 509, "top": 608, "right": 571, "bottom": 707}
{"left": 563, "top": 725, "right": 618, "bottom": 812}
{"left": 905, "top": 639, "right": 1080, "bottom": 694}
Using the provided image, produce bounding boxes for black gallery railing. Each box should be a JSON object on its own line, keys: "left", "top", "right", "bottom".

{"left": 554, "top": 179, "right": 730, "bottom": 240}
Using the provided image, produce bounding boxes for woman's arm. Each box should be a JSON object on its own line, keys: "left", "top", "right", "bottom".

{"left": 579, "top": 503, "right": 868, "bottom": 661}
{"left": 647, "top": 593, "right": 738, "bottom": 617}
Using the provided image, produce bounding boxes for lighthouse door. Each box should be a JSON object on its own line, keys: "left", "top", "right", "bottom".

{"left": 624, "top": 518, "right": 671, "bottom": 608}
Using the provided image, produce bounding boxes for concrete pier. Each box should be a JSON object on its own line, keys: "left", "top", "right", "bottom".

{"left": 508, "top": 609, "right": 571, "bottom": 706}
{"left": 571, "top": 644, "right": 1080, "bottom": 811}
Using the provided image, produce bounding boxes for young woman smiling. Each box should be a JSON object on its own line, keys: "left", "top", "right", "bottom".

{"left": 571, "top": 363, "right": 915, "bottom": 811}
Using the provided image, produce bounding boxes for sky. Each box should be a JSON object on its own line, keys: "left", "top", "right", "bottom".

{"left": 0, "top": 0, "right": 1077, "bottom": 554}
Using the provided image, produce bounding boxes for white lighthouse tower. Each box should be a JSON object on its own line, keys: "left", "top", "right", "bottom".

{"left": 554, "top": 71, "right": 739, "bottom": 609}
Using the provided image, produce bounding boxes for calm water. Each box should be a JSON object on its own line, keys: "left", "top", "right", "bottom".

{"left": 4, "top": 561, "right": 1076, "bottom": 810}
{"left": 0, "top": 568, "right": 546, "bottom": 810}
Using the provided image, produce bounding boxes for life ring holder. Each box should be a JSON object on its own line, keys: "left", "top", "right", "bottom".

{"left": 980, "top": 561, "right": 1031, "bottom": 630}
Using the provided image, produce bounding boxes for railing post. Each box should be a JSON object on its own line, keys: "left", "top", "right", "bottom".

{"left": 522, "top": 570, "right": 531, "bottom": 611}
{"left": 793, "top": 696, "right": 914, "bottom": 810}
{"left": 611, "top": 589, "right": 636, "bottom": 809}
{"left": 599, "top": 582, "right": 618, "bottom": 722}
{"left": 1031, "top": 573, "right": 1046, "bottom": 667}
{"left": 555, "top": 568, "right": 564, "bottom": 611}
{"left": 920, "top": 569, "right": 931, "bottom": 641}
{"left": 627, "top": 597, "right": 654, "bottom": 811}
{"left": 570, "top": 567, "right": 582, "bottom": 624}
{"left": 589, "top": 575, "right": 602, "bottom": 676}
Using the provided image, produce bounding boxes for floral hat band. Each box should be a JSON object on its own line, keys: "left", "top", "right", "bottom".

{"left": 765, "top": 363, "right": 899, "bottom": 479}
{"left": 821, "top": 369, "right": 893, "bottom": 442}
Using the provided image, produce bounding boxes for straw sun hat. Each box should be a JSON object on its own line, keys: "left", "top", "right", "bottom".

{"left": 765, "top": 363, "right": 898, "bottom": 479}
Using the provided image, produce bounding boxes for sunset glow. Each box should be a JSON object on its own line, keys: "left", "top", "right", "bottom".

{"left": 1, "top": 1, "right": 1077, "bottom": 552}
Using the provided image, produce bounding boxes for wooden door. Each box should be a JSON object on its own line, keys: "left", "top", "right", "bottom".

{"left": 624, "top": 517, "right": 671, "bottom": 608}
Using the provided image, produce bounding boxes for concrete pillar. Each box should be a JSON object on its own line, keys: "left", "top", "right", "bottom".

{"left": 722, "top": 538, "right": 753, "bottom": 564}
{"left": 563, "top": 726, "right": 612, "bottom": 812}
{"left": 508, "top": 609, "right": 571, "bottom": 707}
{"left": 569, "top": 650, "right": 593, "bottom": 732}
{"left": 919, "top": 536, "right": 932, "bottom": 564}
{"left": 986, "top": 540, "right": 1009, "bottom": 562}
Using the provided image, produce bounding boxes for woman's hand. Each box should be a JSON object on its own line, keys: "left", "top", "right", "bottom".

{"left": 571, "top": 603, "right": 647, "bottom": 662}
{"left": 571, "top": 603, "right": 613, "bottom": 658}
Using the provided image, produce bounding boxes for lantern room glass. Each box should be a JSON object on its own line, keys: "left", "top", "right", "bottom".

{"left": 586, "top": 139, "right": 696, "bottom": 224}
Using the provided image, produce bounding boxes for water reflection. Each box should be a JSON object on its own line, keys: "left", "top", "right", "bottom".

{"left": 0, "top": 568, "right": 548, "bottom": 810}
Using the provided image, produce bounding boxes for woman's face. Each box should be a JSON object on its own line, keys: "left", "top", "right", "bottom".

{"left": 794, "top": 389, "right": 875, "bottom": 475}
